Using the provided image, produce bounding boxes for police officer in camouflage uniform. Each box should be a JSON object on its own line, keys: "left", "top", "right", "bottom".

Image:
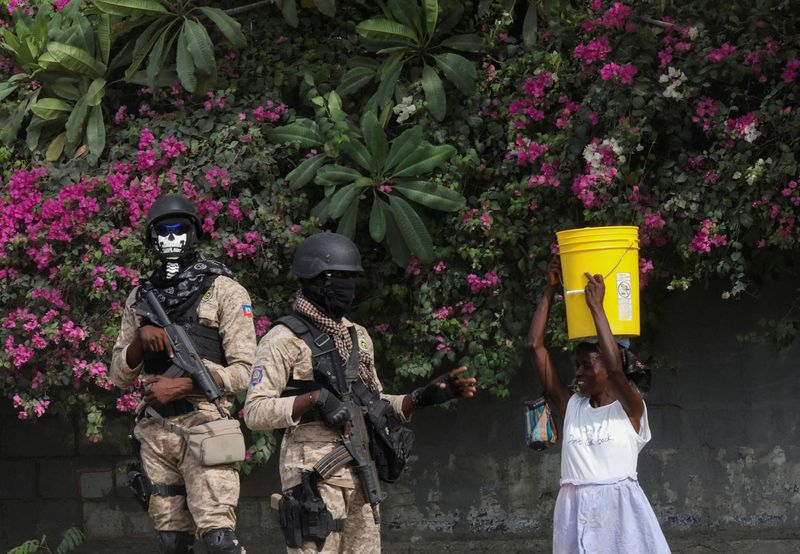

{"left": 111, "top": 195, "right": 256, "bottom": 554}
{"left": 243, "top": 232, "right": 477, "bottom": 553}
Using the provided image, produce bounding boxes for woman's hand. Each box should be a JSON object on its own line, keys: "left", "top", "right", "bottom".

{"left": 584, "top": 272, "right": 605, "bottom": 311}
{"left": 546, "top": 257, "right": 562, "bottom": 289}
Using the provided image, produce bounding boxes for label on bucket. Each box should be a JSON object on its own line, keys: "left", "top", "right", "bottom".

{"left": 616, "top": 272, "right": 633, "bottom": 321}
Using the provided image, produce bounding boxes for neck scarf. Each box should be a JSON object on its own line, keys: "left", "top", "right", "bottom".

{"left": 294, "top": 292, "right": 381, "bottom": 391}
{"left": 138, "top": 254, "right": 235, "bottom": 317}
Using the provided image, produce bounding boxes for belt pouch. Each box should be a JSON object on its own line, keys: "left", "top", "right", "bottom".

{"left": 187, "top": 419, "right": 246, "bottom": 465}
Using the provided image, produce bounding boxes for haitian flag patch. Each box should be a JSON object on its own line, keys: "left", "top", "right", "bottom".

{"left": 242, "top": 304, "right": 253, "bottom": 317}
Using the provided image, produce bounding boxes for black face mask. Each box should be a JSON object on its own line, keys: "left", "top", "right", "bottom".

{"left": 303, "top": 275, "right": 357, "bottom": 319}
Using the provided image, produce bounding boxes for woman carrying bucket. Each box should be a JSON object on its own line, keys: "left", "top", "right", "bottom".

{"left": 528, "top": 256, "right": 670, "bottom": 553}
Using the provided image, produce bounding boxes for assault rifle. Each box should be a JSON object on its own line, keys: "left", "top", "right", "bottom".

{"left": 134, "top": 290, "right": 227, "bottom": 418}
{"left": 313, "top": 396, "right": 382, "bottom": 524}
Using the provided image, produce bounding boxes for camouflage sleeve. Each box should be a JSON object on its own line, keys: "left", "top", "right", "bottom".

{"left": 355, "top": 325, "right": 412, "bottom": 424}
{"left": 213, "top": 277, "right": 257, "bottom": 394}
{"left": 110, "top": 288, "right": 143, "bottom": 389}
{"left": 243, "top": 326, "right": 303, "bottom": 430}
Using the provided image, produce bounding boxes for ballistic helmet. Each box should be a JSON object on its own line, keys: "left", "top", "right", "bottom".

{"left": 291, "top": 232, "right": 363, "bottom": 279}
{"left": 144, "top": 195, "right": 202, "bottom": 244}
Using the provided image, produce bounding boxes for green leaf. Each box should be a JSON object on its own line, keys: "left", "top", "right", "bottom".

{"left": 522, "top": 3, "right": 537, "bottom": 49}
{"left": 0, "top": 82, "right": 19, "bottom": 102}
{"left": 327, "top": 90, "right": 347, "bottom": 122}
{"left": 440, "top": 33, "right": 484, "bottom": 52}
{"left": 281, "top": 0, "right": 298, "bottom": 27}
{"left": 266, "top": 120, "right": 323, "bottom": 147}
{"left": 86, "top": 104, "right": 105, "bottom": 157}
{"left": 392, "top": 144, "right": 455, "bottom": 177}
{"left": 64, "top": 93, "right": 88, "bottom": 155}
{"left": 145, "top": 26, "right": 168, "bottom": 89}
{"left": 97, "top": 14, "right": 111, "bottom": 65}
{"left": 25, "top": 116, "right": 47, "bottom": 151}
{"left": 93, "top": 0, "right": 169, "bottom": 15}
{"left": 336, "top": 196, "right": 359, "bottom": 238}
{"left": 432, "top": 52, "right": 476, "bottom": 94}
{"left": 46, "top": 42, "right": 106, "bottom": 78}
{"left": 341, "top": 139, "right": 374, "bottom": 173}
{"left": 385, "top": 125, "right": 422, "bottom": 171}
{"left": 392, "top": 180, "right": 465, "bottom": 211}
{"left": 329, "top": 183, "right": 361, "bottom": 219}
{"left": 0, "top": 99, "right": 29, "bottom": 145}
{"left": 369, "top": 194, "right": 386, "bottom": 242}
{"left": 198, "top": 7, "right": 246, "bottom": 49}
{"left": 51, "top": 78, "right": 81, "bottom": 101}
{"left": 388, "top": 195, "right": 433, "bottom": 261}
{"left": 421, "top": 64, "right": 445, "bottom": 121}
{"left": 287, "top": 153, "right": 327, "bottom": 189}
{"left": 382, "top": 201, "right": 411, "bottom": 266}
{"left": 316, "top": 164, "right": 364, "bottom": 184}
{"left": 315, "top": 0, "right": 336, "bottom": 17}
{"left": 175, "top": 23, "right": 197, "bottom": 93}
{"left": 86, "top": 78, "right": 106, "bottom": 107}
{"left": 56, "top": 527, "right": 85, "bottom": 554}
{"left": 423, "top": 0, "right": 438, "bottom": 36}
{"left": 337, "top": 66, "right": 375, "bottom": 97}
{"left": 361, "top": 110, "right": 388, "bottom": 170}
{"left": 356, "top": 19, "right": 419, "bottom": 46}
{"left": 31, "top": 98, "right": 72, "bottom": 121}
{"left": 122, "top": 19, "right": 165, "bottom": 82}
{"left": 183, "top": 19, "right": 215, "bottom": 78}
{"left": 371, "top": 53, "right": 404, "bottom": 108}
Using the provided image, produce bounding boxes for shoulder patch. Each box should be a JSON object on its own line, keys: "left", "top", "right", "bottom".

{"left": 202, "top": 288, "right": 214, "bottom": 301}
{"left": 358, "top": 336, "right": 369, "bottom": 352}
{"left": 242, "top": 304, "right": 253, "bottom": 317}
{"left": 249, "top": 366, "right": 264, "bottom": 387}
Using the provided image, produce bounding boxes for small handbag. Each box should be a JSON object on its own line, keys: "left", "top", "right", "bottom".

{"left": 524, "top": 394, "right": 557, "bottom": 451}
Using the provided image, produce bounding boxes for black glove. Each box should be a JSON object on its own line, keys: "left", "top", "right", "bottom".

{"left": 410, "top": 372, "right": 459, "bottom": 407}
{"left": 314, "top": 389, "right": 351, "bottom": 426}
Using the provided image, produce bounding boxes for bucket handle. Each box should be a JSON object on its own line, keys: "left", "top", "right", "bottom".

{"left": 562, "top": 241, "right": 635, "bottom": 295}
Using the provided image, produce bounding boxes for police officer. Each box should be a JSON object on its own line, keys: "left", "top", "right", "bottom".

{"left": 110, "top": 195, "right": 256, "bottom": 553}
{"left": 243, "top": 232, "right": 477, "bottom": 553}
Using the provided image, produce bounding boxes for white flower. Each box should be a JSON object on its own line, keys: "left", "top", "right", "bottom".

{"left": 687, "top": 26, "right": 699, "bottom": 40}
{"left": 392, "top": 96, "right": 417, "bottom": 123}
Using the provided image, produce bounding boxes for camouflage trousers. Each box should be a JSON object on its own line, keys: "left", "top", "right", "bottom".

{"left": 287, "top": 481, "right": 380, "bottom": 554}
{"left": 134, "top": 408, "right": 240, "bottom": 539}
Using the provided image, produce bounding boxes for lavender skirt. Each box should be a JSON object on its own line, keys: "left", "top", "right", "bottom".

{"left": 553, "top": 477, "right": 671, "bottom": 554}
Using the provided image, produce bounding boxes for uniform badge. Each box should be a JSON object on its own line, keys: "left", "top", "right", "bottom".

{"left": 242, "top": 304, "right": 253, "bottom": 317}
{"left": 250, "top": 366, "right": 264, "bottom": 387}
{"left": 358, "top": 337, "right": 369, "bottom": 352}
{"left": 202, "top": 288, "right": 213, "bottom": 301}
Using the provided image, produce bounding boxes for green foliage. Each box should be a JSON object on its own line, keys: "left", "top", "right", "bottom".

{"left": 344, "top": 0, "right": 483, "bottom": 120}
{"left": 6, "top": 527, "right": 85, "bottom": 554}
{"left": 269, "top": 89, "right": 464, "bottom": 264}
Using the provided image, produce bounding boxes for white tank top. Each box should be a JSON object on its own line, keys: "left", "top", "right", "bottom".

{"left": 560, "top": 394, "right": 651, "bottom": 484}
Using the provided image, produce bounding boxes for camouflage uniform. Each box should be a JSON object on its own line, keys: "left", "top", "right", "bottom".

{"left": 243, "top": 322, "right": 407, "bottom": 553}
{"left": 111, "top": 275, "right": 256, "bottom": 538}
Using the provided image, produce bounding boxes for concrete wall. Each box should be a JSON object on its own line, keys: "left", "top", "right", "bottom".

{"left": 2, "top": 282, "right": 800, "bottom": 553}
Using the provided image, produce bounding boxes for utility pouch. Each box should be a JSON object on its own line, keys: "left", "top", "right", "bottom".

{"left": 352, "top": 381, "right": 414, "bottom": 482}
{"left": 186, "top": 418, "right": 246, "bottom": 466}
{"left": 277, "top": 471, "right": 344, "bottom": 551}
{"left": 125, "top": 435, "right": 151, "bottom": 510}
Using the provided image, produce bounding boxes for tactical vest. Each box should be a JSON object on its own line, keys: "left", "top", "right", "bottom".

{"left": 142, "top": 274, "right": 227, "bottom": 375}
{"left": 274, "top": 313, "right": 360, "bottom": 401}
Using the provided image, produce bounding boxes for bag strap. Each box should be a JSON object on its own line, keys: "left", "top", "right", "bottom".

{"left": 145, "top": 406, "right": 191, "bottom": 438}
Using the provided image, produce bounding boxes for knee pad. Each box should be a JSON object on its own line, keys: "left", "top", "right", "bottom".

{"left": 157, "top": 531, "right": 194, "bottom": 553}
{"left": 202, "top": 528, "right": 243, "bottom": 554}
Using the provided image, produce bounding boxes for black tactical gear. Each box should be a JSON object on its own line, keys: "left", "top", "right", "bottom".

{"left": 314, "top": 388, "right": 352, "bottom": 426}
{"left": 291, "top": 232, "right": 363, "bottom": 279}
{"left": 275, "top": 314, "right": 414, "bottom": 482}
{"left": 145, "top": 194, "right": 203, "bottom": 243}
{"left": 278, "top": 471, "right": 344, "bottom": 550}
{"left": 202, "top": 528, "right": 243, "bottom": 554}
{"left": 157, "top": 531, "right": 194, "bottom": 553}
{"left": 410, "top": 371, "right": 460, "bottom": 407}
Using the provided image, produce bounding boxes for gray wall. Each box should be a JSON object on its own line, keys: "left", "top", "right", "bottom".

{"left": 2, "top": 282, "right": 800, "bottom": 553}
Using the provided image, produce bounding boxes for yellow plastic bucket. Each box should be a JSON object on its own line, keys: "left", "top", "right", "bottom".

{"left": 556, "top": 226, "right": 640, "bottom": 340}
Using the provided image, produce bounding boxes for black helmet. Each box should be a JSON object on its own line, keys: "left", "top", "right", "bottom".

{"left": 145, "top": 195, "right": 202, "bottom": 243}
{"left": 291, "top": 233, "right": 363, "bottom": 279}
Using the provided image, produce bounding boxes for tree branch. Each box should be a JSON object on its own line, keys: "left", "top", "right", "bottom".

{"left": 224, "top": 0, "right": 274, "bottom": 16}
